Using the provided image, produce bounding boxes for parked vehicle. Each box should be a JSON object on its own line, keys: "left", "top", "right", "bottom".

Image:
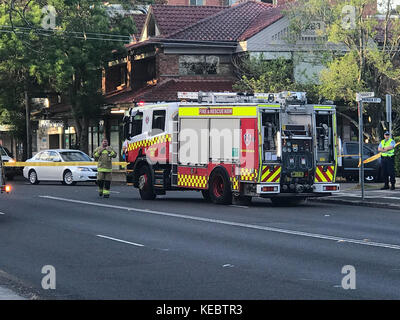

{"left": 338, "top": 141, "right": 382, "bottom": 182}
{"left": 23, "top": 149, "right": 97, "bottom": 185}
{"left": 0, "top": 146, "right": 17, "bottom": 181}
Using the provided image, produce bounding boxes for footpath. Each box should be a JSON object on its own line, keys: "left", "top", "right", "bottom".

{"left": 311, "top": 178, "right": 400, "bottom": 210}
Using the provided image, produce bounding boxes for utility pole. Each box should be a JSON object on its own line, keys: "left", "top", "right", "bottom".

{"left": 25, "top": 90, "right": 32, "bottom": 160}
{"left": 386, "top": 94, "right": 392, "bottom": 137}
{"left": 356, "top": 92, "right": 380, "bottom": 200}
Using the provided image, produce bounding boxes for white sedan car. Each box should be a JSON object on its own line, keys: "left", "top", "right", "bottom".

{"left": 23, "top": 149, "right": 97, "bottom": 185}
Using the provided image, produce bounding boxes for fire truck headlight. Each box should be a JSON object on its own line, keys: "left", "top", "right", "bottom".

{"left": 5, "top": 185, "right": 11, "bottom": 193}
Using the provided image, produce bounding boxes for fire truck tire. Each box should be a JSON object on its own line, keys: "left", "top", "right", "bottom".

{"left": 138, "top": 165, "right": 156, "bottom": 200}
{"left": 209, "top": 168, "right": 232, "bottom": 205}
{"left": 201, "top": 190, "right": 210, "bottom": 201}
{"left": 270, "top": 197, "right": 306, "bottom": 206}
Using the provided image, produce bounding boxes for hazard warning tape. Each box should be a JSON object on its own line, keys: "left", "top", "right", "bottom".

{"left": 3, "top": 161, "right": 128, "bottom": 167}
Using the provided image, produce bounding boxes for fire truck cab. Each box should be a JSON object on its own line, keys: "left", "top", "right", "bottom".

{"left": 123, "top": 91, "right": 339, "bottom": 205}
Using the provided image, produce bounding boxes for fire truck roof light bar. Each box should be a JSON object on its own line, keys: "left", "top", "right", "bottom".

{"left": 177, "top": 91, "right": 308, "bottom": 105}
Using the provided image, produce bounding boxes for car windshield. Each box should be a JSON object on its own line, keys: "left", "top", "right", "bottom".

{"left": 59, "top": 151, "right": 91, "bottom": 162}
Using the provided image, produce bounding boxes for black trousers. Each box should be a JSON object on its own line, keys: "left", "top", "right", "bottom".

{"left": 382, "top": 156, "right": 396, "bottom": 186}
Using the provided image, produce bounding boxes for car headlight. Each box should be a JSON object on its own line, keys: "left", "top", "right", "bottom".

{"left": 78, "top": 167, "right": 91, "bottom": 171}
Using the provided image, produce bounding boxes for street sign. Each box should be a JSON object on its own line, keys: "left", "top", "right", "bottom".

{"left": 356, "top": 92, "right": 374, "bottom": 102}
{"left": 362, "top": 97, "right": 381, "bottom": 103}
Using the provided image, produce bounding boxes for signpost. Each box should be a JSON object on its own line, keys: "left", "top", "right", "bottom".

{"left": 356, "top": 92, "right": 374, "bottom": 102}
{"left": 361, "top": 97, "right": 381, "bottom": 103}
{"left": 356, "top": 93, "right": 381, "bottom": 200}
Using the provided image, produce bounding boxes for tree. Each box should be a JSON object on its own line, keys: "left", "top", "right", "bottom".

{"left": 286, "top": 0, "right": 400, "bottom": 139}
{"left": 0, "top": 0, "right": 136, "bottom": 154}
{"left": 0, "top": 1, "right": 49, "bottom": 159}
{"left": 233, "top": 53, "right": 320, "bottom": 102}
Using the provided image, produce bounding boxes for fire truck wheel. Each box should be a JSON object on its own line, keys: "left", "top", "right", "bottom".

{"left": 201, "top": 190, "right": 210, "bottom": 201}
{"left": 138, "top": 165, "right": 156, "bottom": 200}
{"left": 270, "top": 197, "right": 306, "bottom": 206}
{"left": 209, "top": 168, "right": 232, "bottom": 205}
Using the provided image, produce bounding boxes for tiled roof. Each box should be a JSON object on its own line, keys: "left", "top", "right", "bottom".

{"left": 151, "top": 5, "right": 227, "bottom": 36}
{"left": 132, "top": 14, "right": 147, "bottom": 39}
{"left": 166, "top": 1, "right": 275, "bottom": 42}
{"left": 239, "top": 6, "right": 284, "bottom": 41}
{"left": 105, "top": 79, "right": 235, "bottom": 104}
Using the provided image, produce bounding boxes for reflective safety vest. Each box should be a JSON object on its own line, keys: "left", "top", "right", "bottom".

{"left": 381, "top": 138, "right": 395, "bottom": 157}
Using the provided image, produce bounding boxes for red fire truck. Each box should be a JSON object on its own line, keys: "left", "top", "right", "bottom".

{"left": 122, "top": 91, "right": 339, "bottom": 205}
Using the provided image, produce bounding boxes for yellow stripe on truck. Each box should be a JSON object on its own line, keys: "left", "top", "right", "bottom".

{"left": 4, "top": 162, "right": 128, "bottom": 167}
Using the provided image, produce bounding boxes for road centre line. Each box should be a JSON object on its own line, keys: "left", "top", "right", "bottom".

{"left": 40, "top": 195, "right": 400, "bottom": 251}
{"left": 96, "top": 235, "right": 144, "bottom": 247}
{"left": 0, "top": 212, "right": 5, "bottom": 215}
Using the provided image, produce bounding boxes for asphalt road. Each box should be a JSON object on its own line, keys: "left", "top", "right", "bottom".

{"left": 1, "top": 178, "right": 400, "bottom": 299}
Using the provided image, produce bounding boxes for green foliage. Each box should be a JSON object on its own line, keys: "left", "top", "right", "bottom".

{"left": 233, "top": 54, "right": 321, "bottom": 103}
{"left": 319, "top": 52, "right": 366, "bottom": 104}
{"left": 285, "top": 0, "right": 400, "bottom": 140}
{"left": 0, "top": 0, "right": 136, "bottom": 153}
{"left": 233, "top": 54, "right": 293, "bottom": 92}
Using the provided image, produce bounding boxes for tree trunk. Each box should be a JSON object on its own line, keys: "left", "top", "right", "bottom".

{"left": 80, "top": 116, "right": 89, "bottom": 155}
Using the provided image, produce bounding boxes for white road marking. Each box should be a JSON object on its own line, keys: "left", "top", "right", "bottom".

{"left": 109, "top": 191, "right": 120, "bottom": 194}
{"left": 382, "top": 196, "right": 400, "bottom": 200}
{"left": 229, "top": 205, "right": 249, "bottom": 209}
{"left": 96, "top": 235, "right": 144, "bottom": 247}
{"left": 0, "top": 212, "right": 5, "bottom": 215}
{"left": 40, "top": 195, "right": 400, "bottom": 251}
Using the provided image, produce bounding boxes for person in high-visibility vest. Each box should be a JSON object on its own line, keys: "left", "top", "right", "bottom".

{"left": 378, "top": 131, "right": 396, "bottom": 190}
{"left": 94, "top": 139, "right": 117, "bottom": 198}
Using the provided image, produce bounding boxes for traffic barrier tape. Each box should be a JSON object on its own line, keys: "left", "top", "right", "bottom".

{"left": 358, "top": 142, "right": 400, "bottom": 167}
{"left": 3, "top": 161, "right": 128, "bottom": 167}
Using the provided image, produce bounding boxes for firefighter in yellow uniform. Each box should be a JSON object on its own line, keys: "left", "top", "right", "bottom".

{"left": 94, "top": 139, "right": 117, "bottom": 198}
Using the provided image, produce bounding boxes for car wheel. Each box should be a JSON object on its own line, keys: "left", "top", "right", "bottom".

{"left": 63, "top": 170, "right": 76, "bottom": 186}
{"left": 138, "top": 166, "right": 156, "bottom": 200}
{"left": 29, "top": 170, "right": 40, "bottom": 185}
{"left": 209, "top": 168, "right": 232, "bottom": 205}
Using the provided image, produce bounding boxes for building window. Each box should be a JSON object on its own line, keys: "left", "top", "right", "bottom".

{"left": 190, "top": 0, "right": 203, "bottom": 6}
{"left": 120, "top": 66, "right": 127, "bottom": 86}
{"left": 179, "top": 55, "right": 219, "bottom": 75}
